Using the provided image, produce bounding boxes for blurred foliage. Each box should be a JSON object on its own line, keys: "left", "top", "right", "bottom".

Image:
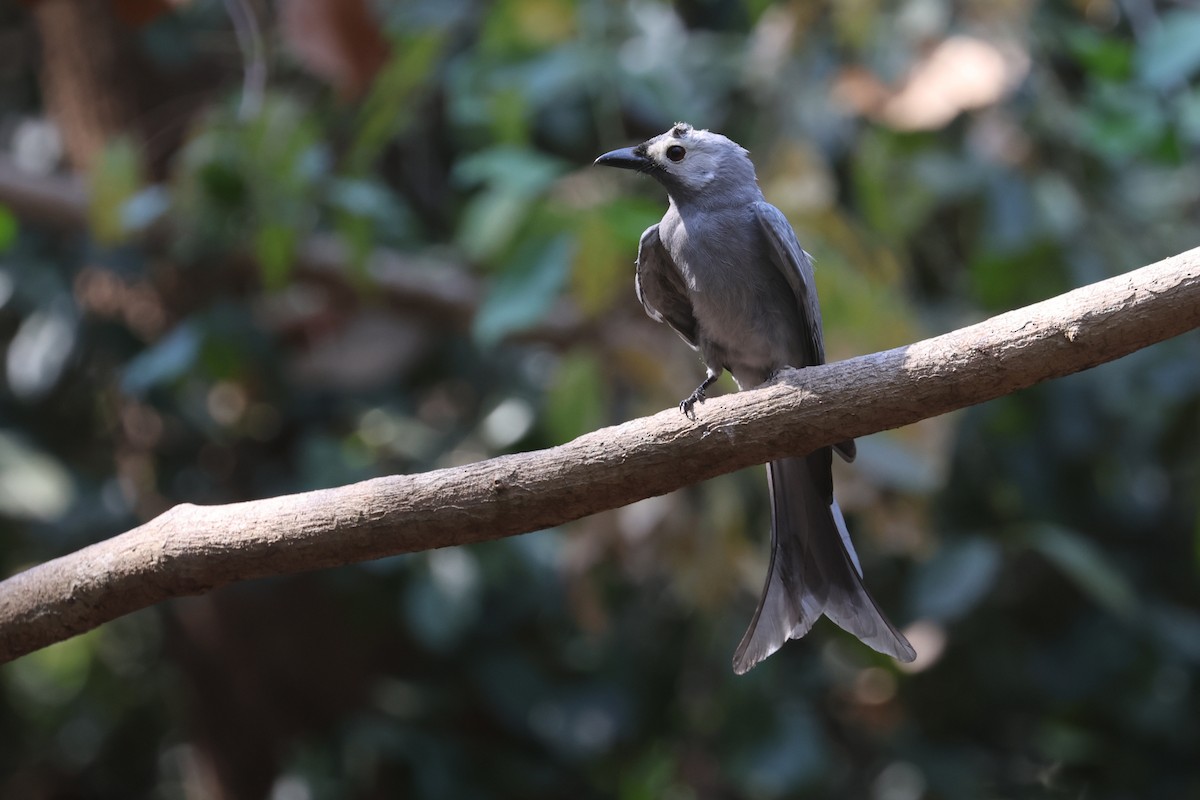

{"left": 1, "top": 0, "right": 1199, "bottom": 798}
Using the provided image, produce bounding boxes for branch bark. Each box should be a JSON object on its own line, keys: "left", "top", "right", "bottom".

{"left": 1, "top": 246, "right": 1198, "bottom": 663}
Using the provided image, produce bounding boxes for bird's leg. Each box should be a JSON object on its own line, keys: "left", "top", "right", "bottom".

{"left": 680, "top": 370, "right": 719, "bottom": 420}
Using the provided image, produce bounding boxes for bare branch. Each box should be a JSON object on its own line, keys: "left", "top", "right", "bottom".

{"left": 1, "top": 246, "right": 1197, "bottom": 663}
{"left": 0, "top": 156, "right": 87, "bottom": 230}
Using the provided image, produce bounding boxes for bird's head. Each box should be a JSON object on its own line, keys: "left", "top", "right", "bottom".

{"left": 594, "top": 122, "right": 757, "bottom": 200}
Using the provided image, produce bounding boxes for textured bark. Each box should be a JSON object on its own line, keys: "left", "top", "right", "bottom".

{"left": 1, "top": 246, "right": 1197, "bottom": 663}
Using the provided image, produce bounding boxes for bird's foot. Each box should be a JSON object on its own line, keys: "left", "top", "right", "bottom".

{"left": 680, "top": 372, "right": 719, "bottom": 421}
{"left": 679, "top": 387, "right": 707, "bottom": 420}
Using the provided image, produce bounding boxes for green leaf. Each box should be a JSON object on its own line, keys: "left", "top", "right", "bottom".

{"left": 1034, "top": 721, "right": 1099, "bottom": 765}
{"left": 7, "top": 303, "right": 77, "bottom": 399}
{"left": 970, "top": 240, "right": 1069, "bottom": 311}
{"left": 455, "top": 145, "right": 563, "bottom": 192}
{"left": 454, "top": 146, "right": 567, "bottom": 261}
{"left": 1138, "top": 10, "right": 1200, "bottom": 90}
{"left": 0, "top": 205, "right": 17, "bottom": 252}
{"left": 543, "top": 351, "right": 606, "bottom": 443}
{"left": 472, "top": 235, "right": 572, "bottom": 345}
{"left": 1024, "top": 525, "right": 1137, "bottom": 618}
{"left": 348, "top": 32, "right": 444, "bottom": 174}
{"left": 1066, "top": 27, "right": 1133, "bottom": 80}
{"left": 1144, "top": 603, "right": 1200, "bottom": 663}
{"left": 328, "top": 179, "right": 406, "bottom": 223}
{"left": 5, "top": 630, "right": 96, "bottom": 707}
{"left": 910, "top": 536, "right": 1002, "bottom": 622}
{"left": 732, "top": 702, "right": 828, "bottom": 796}
{"left": 197, "top": 159, "right": 249, "bottom": 210}
{"left": 120, "top": 186, "right": 171, "bottom": 233}
{"left": 570, "top": 199, "right": 660, "bottom": 316}
{"left": 255, "top": 223, "right": 297, "bottom": 289}
{"left": 88, "top": 138, "right": 143, "bottom": 244}
{"left": 618, "top": 748, "right": 678, "bottom": 800}
{"left": 458, "top": 189, "right": 535, "bottom": 262}
{"left": 855, "top": 435, "right": 942, "bottom": 494}
{"left": 172, "top": 93, "right": 326, "bottom": 260}
{"left": 0, "top": 429, "right": 75, "bottom": 522}
{"left": 1075, "top": 85, "right": 1168, "bottom": 162}
{"left": 121, "top": 322, "right": 202, "bottom": 395}
{"left": 851, "top": 132, "right": 949, "bottom": 244}
{"left": 402, "top": 548, "right": 483, "bottom": 653}
{"left": 1176, "top": 88, "right": 1200, "bottom": 146}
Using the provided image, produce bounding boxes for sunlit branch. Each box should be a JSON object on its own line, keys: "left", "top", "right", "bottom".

{"left": 0, "top": 246, "right": 1197, "bottom": 663}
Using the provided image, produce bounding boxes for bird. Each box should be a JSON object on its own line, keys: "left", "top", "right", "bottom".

{"left": 594, "top": 123, "right": 916, "bottom": 673}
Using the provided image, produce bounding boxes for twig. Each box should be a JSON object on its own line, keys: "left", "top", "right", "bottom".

{"left": 222, "top": 0, "right": 267, "bottom": 120}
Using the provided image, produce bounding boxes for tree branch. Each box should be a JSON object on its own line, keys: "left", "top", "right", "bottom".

{"left": 1, "top": 235, "right": 1197, "bottom": 662}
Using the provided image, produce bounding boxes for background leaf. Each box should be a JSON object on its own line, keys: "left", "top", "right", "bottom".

{"left": 1138, "top": 10, "right": 1200, "bottom": 90}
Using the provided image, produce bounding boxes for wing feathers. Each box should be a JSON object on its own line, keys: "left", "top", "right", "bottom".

{"left": 753, "top": 202, "right": 856, "bottom": 462}
{"left": 635, "top": 225, "right": 699, "bottom": 349}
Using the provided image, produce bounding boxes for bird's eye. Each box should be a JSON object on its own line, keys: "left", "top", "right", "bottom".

{"left": 666, "top": 145, "right": 686, "bottom": 162}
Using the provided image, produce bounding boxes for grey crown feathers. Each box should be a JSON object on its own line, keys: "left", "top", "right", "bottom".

{"left": 595, "top": 123, "right": 916, "bottom": 673}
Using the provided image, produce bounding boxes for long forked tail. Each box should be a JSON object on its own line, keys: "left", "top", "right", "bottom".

{"left": 732, "top": 454, "right": 916, "bottom": 674}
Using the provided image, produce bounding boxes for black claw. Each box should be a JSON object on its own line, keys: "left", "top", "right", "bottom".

{"left": 679, "top": 373, "right": 718, "bottom": 421}
{"left": 679, "top": 387, "right": 707, "bottom": 420}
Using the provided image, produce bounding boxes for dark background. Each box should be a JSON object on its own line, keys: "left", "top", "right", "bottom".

{"left": 1, "top": 0, "right": 1198, "bottom": 798}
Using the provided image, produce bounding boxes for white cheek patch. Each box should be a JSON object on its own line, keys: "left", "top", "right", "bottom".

{"left": 646, "top": 138, "right": 676, "bottom": 163}
{"left": 647, "top": 135, "right": 719, "bottom": 191}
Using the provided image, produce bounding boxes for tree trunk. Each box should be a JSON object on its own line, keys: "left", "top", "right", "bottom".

{"left": 30, "top": 0, "right": 142, "bottom": 170}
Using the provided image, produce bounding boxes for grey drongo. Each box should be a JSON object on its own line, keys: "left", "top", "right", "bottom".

{"left": 595, "top": 123, "right": 916, "bottom": 673}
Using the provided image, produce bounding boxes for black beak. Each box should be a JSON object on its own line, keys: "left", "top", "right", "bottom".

{"left": 594, "top": 146, "right": 650, "bottom": 171}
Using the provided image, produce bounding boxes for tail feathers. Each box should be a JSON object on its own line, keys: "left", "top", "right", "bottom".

{"left": 732, "top": 456, "right": 915, "bottom": 675}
